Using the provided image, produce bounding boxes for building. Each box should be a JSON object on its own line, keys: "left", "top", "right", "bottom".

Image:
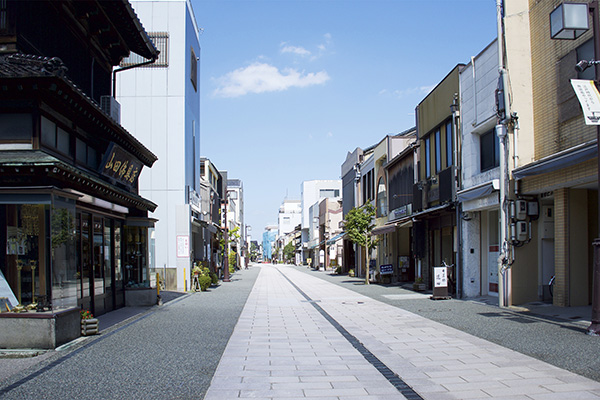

{"left": 318, "top": 197, "right": 343, "bottom": 271}
{"left": 340, "top": 148, "right": 364, "bottom": 273}
{"left": 413, "top": 65, "right": 463, "bottom": 293}
{"left": 457, "top": 40, "right": 502, "bottom": 299}
{"left": 116, "top": 0, "right": 202, "bottom": 292}
{"left": 226, "top": 178, "right": 244, "bottom": 269}
{"left": 300, "top": 180, "right": 342, "bottom": 264}
{"left": 507, "top": 0, "right": 594, "bottom": 308}
{"left": 262, "top": 226, "right": 278, "bottom": 262}
{"left": 198, "top": 157, "right": 223, "bottom": 276}
{"left": 278, "top": 199, "right": 302, "bottom": 237}
{"left": 0, "top": 0, "right": 159, "bottom": 348}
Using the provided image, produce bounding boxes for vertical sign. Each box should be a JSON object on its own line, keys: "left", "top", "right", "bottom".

{"left": 177, "top": 235, "right": 189, "bottom": 258}
{"left": 434, "top": 266, "right": 448, "bottom": 288}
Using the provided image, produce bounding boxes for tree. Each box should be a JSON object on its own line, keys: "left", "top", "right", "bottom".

{"left": 344, "top": 203, "right": 378, "bottom": 285}
{"left": 283, "top": 241, "right": 295, "bottom": 264}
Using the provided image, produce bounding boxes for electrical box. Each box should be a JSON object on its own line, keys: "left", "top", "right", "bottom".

{"left": 517, "top": 221, "right": 528, "bottom": 241}
{"left": 527, "top": 202, "right": 539, "bottom": 217}
{"left": 516, "top": 200, "right": 527, "bottom": 220}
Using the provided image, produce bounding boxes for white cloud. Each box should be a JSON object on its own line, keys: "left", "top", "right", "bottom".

{"left": 390, "top": 85, "right": 436, "bottom": 98}
{"left": 213, "top": 62, "right": 330, "bottom": 98}
{"left": 280, "top": 43, "right": 311, "bottom": 57}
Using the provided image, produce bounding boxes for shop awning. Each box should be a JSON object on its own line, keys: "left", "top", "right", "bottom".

{"left": 513, "top": 140, "right": 596, "bottom": 180}
{"left": 326, "top": 232, "right": 345, "bottom": 245}
{"left": 371, "top": 223, "right": 397, "bottom": 236}
{"left": 457, "top": 180, "right": 499, "bottom": 202}
{"left": 410, "top": 203, "right": 451, "bottom": 220}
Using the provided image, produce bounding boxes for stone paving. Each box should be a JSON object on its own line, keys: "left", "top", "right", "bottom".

{"left": 205, "top": 264, "right": 600, "bottom": 400}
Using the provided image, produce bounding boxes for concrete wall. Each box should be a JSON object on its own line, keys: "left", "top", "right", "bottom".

{"left": 0, "top": 308, "right": 79, "bottom": 349}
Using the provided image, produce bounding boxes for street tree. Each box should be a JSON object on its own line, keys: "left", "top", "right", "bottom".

{"left": 344, "top": 203, "right": 377, "bottom": 285}
{"left": 283, "top": 241, "right": 295, "bottom": 264}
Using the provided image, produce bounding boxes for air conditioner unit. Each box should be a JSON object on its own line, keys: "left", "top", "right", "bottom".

{"left": 100, "top": 95, "right": 121, "bottom": 124}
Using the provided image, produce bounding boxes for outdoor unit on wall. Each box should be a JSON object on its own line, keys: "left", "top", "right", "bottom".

{"left": 100, "top": 96, "right": 121, "bottom": 124}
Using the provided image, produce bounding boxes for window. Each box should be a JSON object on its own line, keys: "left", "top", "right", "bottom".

{"left": 425, "top": 137, "right": 431, "bottom": 177}
{"left": 319, "top": 189, "right": 340, "bottom": 198}
{"left": 435, "top": 129, "right": 441, "bottom": 173}
{"left": 0, "top": 113, "right": 32, "bottom": 140}
{"left": 120, "top": 32, "right": 169, "bottom": 68}
{"left": 190, "top": 47, "right": 198, "bottom": 91}
{"left": 446, "top": 121, "right": 453, "bottom": 167}
{"left": 480, "top": 129, "right": 500, "bottom": 172}
{"left": 377, "top": 177, "right": 387, "bottom": 217}
{"left": 40, "top": 116, "right": 72, "bottom": 157}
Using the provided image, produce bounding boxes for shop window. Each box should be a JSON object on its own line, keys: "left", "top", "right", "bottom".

{"left": 0, "top": 202, "right": 76, "bottom": 311}
{"left": 124, "top": 226, "right": 149, "bottom": 288}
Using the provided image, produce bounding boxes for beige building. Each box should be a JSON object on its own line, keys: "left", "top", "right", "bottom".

{"left": 507, "top": 0, "right": 596, "bottom": 307}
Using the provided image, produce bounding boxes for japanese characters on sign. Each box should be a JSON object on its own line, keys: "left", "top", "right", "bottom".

{"left": 99, "top": 142, "right": 143, "bottom": 188}
{"left": 571, "top": 79, "right": 600, "bottom": 125}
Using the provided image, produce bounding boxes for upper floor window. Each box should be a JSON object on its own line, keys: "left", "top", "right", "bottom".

{"left": 190, "top": 47, "right": 198, "bottom": 91}
{"left": 446, "top": 121, "right": 453, "bottom": 168}
{"left": 425, "top": 137, "right": 431, "bottom": 178}
{"left": 480, "top": 129, "right": 499, "bottom": 172}
{"left": 435, "top": 129, "right": 441, "bottom": 173}
{"left": 376, "top": 177, "right": 387, "bottom": 217}
{"left": 320, "top": 189, "right": 339, "bottom": 198}
{"left": 120, "top": 32, "right": 169, "bottom": 68}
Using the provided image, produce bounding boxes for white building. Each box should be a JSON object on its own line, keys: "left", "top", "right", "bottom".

{"left": 457, "top": 40, "right": 500, "bottom": 298}
{"left": 226, "top": 179, "right": 245, "bottom": 268}
{"left": 116, "top": 0, "right": 202, "bottom": 291}
{"left": 278, "top": 199, "right": 301, "bottom": 236}
{"left": 300, "top": 180, "right": 342, "bottom": 263}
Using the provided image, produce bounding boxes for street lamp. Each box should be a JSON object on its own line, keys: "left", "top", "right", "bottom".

{"left": 550, "top": 1, "right": 600, "bottom": 336}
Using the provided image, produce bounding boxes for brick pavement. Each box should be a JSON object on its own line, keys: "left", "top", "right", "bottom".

{"left": 205, "top": 264, "right": 600, "bottom": 400}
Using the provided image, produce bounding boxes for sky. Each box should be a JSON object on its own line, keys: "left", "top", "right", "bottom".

{"left": 192, "top": 0, "right": 499, "bottom": 237}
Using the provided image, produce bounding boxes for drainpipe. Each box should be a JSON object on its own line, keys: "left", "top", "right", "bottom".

{"left": 112, "top": 58, "right": 157, "bottom": 98}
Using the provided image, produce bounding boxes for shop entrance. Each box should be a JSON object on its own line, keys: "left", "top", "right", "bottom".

{"left": 77, "top": 212, "right": 124, "bottom": 316}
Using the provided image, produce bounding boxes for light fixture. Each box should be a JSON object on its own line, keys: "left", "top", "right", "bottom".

{"left": 550, "top": 2, "right": 589, "bottom": 40}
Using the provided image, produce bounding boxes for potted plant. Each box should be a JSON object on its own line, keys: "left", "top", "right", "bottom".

{"left": 348, "top": 269, "right": 355, "bottom": 277}
{"left": 80, "top": 310, "right": 99, "bottom": 336}
{"left": 413, "top": 277, "right": 426, "bottom": 292}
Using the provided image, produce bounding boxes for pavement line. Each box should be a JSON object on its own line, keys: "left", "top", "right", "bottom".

{"left": 277, "top": 267, "right": 424, "bottom": 400}
{"left": 0, "top": 294, "right": 189, "bottom": 396}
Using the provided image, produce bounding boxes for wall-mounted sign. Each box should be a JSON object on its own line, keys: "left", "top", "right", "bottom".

{"left": 177, "top": 235, "right": 189, "bottom": 258}
{"left": 571, "top": 79, "right": 600, "bottom": 125}
{"left": 99, "top": 142, "right": 143, "bottom": 188}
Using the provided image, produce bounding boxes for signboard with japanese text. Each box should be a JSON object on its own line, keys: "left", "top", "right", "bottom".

{"left": 434, "top": 266, "right": 448, "bottom": 288}
{"left": 379, "top": 264, "right": 393, "bottom": 275}
{"left": 571, "top": 79, "right": 600, "bottom": 125}
{"left": 177, "top": 235, "right": 189, "bottom": 258}
{"left": 99, "top": 142, "right": 143, "bottom": 188}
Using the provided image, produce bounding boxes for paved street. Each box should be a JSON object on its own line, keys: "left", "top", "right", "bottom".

{"left": 2, "top": 263, "right": 600, "bottom": 399}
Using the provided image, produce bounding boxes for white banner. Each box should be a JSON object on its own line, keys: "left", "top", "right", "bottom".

{"left": 571, "top": 79, "right": 600, "bottom": 125}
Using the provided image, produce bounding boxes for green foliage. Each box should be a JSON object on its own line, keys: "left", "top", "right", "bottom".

{"left": 210, "top": 272, "right": 219, "bottom": 285}
{"left": 344, "top": 203, "right": 377, "bottom": 284}
{"left": 229, "top": 251, "right": 237, "bottom": 272}
{"left": 348, "top": 269, "right": 355, "bottom": 277}
{"left": 335, "top": 266, "right": 342, "bottom": 274}
{"left": 198, "top": 275, "right": 212, "bottom": 291}
{"left": 283, "top": 242, "right": 295, "bottom": 263}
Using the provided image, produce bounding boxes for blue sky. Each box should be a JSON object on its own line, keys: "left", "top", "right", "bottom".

{"left": 193, "top": 0, "right": 498, "bottom": 236}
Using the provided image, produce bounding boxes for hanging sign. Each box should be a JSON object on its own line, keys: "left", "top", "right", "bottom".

{"left": 571, "top": 79, "right": 600, "bottom": 125}
{"left": 99, "top": 142, "right": 143, "bottom": 188}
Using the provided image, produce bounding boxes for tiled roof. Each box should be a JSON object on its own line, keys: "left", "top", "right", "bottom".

{"left": 0, "top": 53, "right": 158, "bottom": 167}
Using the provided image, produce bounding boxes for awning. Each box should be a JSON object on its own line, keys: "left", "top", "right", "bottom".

{"left": 513, "top": 140, "right": 597, "bottom": 180}
{"left": 457, "top": 180, "right": 499, "bottom": 202}
{"left": 326, "top": 232, "right": 345, "bottom": 245}
{"left": 371, "top": 223, "right": 398, "bottom": 236}
{"left": 410, "top": 203, "right": 452, "bottom": 220}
